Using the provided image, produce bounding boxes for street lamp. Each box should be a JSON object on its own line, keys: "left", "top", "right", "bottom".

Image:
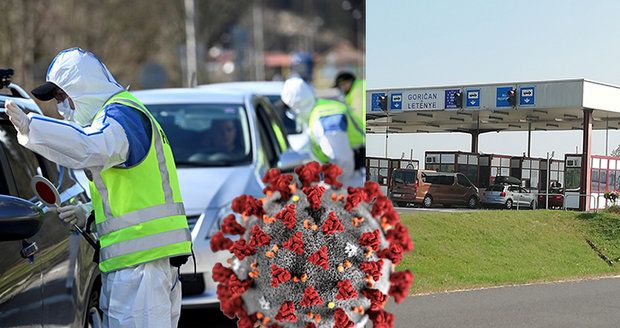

{"left": 546, "top": 151, "right": 555, "bottom": 210}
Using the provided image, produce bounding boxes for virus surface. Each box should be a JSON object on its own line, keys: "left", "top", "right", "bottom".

{"left": 211, "top": 162, "right": 414, "bottom": 328}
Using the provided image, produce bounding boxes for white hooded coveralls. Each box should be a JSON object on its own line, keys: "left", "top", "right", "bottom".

{"left": 16, "top": 48, "right": 182, "bottom": 328}
{"left": 281, "top": 77, "right": 364, "bottom": 187}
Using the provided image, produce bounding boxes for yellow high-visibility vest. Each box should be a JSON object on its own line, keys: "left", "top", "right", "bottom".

{"left": 89, "top": 91, "right": 192, "bottom": 273}
{"left": 308, "top": 98, "right": 365, "bottom": 163}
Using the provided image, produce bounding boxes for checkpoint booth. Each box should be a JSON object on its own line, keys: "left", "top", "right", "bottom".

{"left": 564, "top": 154, "right": 620, "bottom": 209}
{"left": 424, "top": 151, "right": 564, "bottom": 191}
{"left": 367, "top": 79, "right": 620, "bottom": 210}
{"left": 424, "top": 151, "right": 480, "bottom": 187}
{"left": 366, "top": 156, "right": 420, "bottom": 194}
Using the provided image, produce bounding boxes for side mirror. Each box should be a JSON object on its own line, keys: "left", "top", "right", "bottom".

{"left": 277, "top": 150, "right": 310, "bottom": 172}
{"left": 0, "top": 195, "right": 44, "bottom": 241}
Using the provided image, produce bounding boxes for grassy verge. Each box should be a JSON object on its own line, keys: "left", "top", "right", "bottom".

{"left": 397, "top": 209, "right": 620, "bottom": 295}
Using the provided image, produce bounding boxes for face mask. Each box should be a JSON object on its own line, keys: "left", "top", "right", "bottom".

{"left": 57, "top": 98, "right": 74, "bottom": 121}
{"left": 72, "top": 97, "right": 102, "bottom": 126}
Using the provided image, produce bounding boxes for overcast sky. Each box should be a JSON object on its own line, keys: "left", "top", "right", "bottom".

{"left": 366, "top": 0, "right": 620, "bottom": 162}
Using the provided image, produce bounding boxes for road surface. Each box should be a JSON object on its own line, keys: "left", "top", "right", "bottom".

{"left": 179, "top": 277, "right": 620, "bottom": 327}
{"left": 388, "top": 276, "right": 620, "bottom": 328}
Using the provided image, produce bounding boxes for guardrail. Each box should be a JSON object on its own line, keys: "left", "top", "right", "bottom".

{"left": 513, "top": 193, "right": 604, "bottom": 211}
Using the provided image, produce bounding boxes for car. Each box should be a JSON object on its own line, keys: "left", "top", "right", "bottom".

{"left": 388, "top": 168, "right": 436, "bottom": 207}
{"left": 537, "top": 187, "right": 564, "bottom": 209}
{"left": 132, "top": 87, "right": 309, "bottom": 308}
{"left": 410, "top": 171, "right": 479, "bottom": 209}
{"left": 0, "top": 72, "right": 102, "bottom": 327}
{"left": 481, "top": 184, "right": 537, "bottom": 209}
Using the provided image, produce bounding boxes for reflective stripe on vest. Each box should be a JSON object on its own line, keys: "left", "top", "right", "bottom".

{"left": 309, "top": 98, "right": 365, "bottom": 162}
{"left": 96, "top": 202, "right": 185, "bottom": 236}
{"left": 90, "top": 92, "right": 192, "bottom": 272}
{"left": 100, "top": 228, "right": 191, "bottom": 262}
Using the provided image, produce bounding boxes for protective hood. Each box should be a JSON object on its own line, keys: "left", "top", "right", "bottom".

{"left": 46, "top": 48, "right": 123, "bottom": 126}
{"left": 281, "top": 77, "right": 316, "bottom": 122}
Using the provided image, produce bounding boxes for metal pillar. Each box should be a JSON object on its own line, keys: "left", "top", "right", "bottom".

{"left": 527, "top": 122, "right": 532, "bottom": 157}
{"left": 605, "top": 118, "right": 609, "bottom": 156}
{"left": 470, "top": 131, "right": 479, "bottom": 153}
{"left": 580, "top": 109, "right": 593, "bottom": 211}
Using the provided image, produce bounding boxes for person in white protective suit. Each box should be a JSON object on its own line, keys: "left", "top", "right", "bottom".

{"left": 5, "top": 48, "right": 192, "bottom": 328}
{"left": 280, "top": 77, "right": 366, "bottom": 187}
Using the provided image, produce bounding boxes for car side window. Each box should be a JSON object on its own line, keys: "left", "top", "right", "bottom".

{"left": 254, "top": 104, "right": 278, "bottom": 167}
{"left": 441, "top": 175, "right": 455, "bottom": 185}
{"left": 457, "top": 174, "right": 470, "bottom": 187}
{"left": 0, "top": 153, "right": 10, "bottom": 195}
{"left": 520, "top": 188, "right": 529, "bottom": 193}
{"left": 0, "top": 122, "right": 44, "bottom": 199}
{"left": 508, "top": 186, "right": 519, "bottom": 192}
{"left": 261, "top": 101, "right": 289, "bottom": 154}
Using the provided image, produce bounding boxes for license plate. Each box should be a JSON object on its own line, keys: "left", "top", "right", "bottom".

{"left": 392, "top": 194, "right": 402, "bottom": 198}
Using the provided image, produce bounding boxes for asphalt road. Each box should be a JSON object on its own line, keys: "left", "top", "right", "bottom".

{"left": 179, "top": 277, "right": 620, "bottom": 327}
{"left": 388, "top": 276, "right": 620, "bottom": 328}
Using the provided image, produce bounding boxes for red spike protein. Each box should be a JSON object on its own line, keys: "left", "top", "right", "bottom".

{"left": 211, "top": 162, "right": 414, "bottom": 327}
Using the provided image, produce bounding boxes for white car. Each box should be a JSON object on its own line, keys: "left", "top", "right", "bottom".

{"left": 133, "top": 87, "right": 308, "bottom": 307}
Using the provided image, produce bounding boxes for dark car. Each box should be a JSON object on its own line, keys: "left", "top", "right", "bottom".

{"left": 491, "top": 175, "right": 522, "bottom": 186}
{"left": 0, "top": 74, "right": 101, "bottom": 327}
{"left": 538, "top": 188, "right": 564, "bottom": 209}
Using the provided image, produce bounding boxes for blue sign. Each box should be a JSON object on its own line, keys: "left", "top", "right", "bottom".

{"left": 390, "top": 93, "right": 402, "bottom": 110}
{"left": 496, "top": 87, "right": 513, "bottom": 107}
{"left": 466, "top": 89, "right": 480, "bottom": 108}
{"left": 519, "top": 87, "right": 535, "bottom": 106}
{"left": 371, "top": 92, "right": 386, "bottom": 112}
{"left": 445, "top": 89, "right": 460, "bottom": 109}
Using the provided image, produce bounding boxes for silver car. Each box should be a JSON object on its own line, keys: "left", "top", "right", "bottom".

{"left": 132, "top": 88, "right": 309, "bottom": 309}
{"left": 481, "top": 184, "right": 537, "bottom": 209}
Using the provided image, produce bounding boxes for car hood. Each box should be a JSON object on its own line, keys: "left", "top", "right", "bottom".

{"left": 178, "top": 165, "right": 263, "bottom": 216}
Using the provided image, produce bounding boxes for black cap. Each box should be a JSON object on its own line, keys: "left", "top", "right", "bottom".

{"left": 31, "top": 82, "right": 60, "bottom": 101}
{"left": 333, "top": 72, "right": 356, "bottom": 87}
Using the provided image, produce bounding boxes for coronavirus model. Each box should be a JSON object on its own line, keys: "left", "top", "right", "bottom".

{"left": 210, "top": 162, "right": 414, "bottom": 328}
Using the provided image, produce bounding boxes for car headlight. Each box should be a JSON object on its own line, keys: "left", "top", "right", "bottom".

{"left": 205, "top": 203, "right": 241, "bottom": 239}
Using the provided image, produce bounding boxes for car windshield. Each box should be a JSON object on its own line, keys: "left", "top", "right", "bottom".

{"left": 393, "top": 170, "right": 416, "bottom": 184}
{"left": 147, "top": 103, "right": 252, "bottom": 167}
{"left": 265, "top": 95, "right": 302, "bottom": 135}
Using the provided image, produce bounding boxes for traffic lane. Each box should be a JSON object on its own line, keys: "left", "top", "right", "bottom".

{"left": 387, "top": 276, "right": 620, "bottom": 328}
{"left": 395, "top": 206, "right": 478, "bottom": 213}
{"left": 179, "top": 308, "right": 235, "bottom": 328}
{"left": 395, "top": 206, "right": 538, "bottom": 213}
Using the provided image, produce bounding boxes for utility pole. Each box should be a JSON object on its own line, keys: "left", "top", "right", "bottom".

{"left": 184, "top": 0, "right": 198, "bottom": 87}
{"left": 252, "top": 0, "right": 265, "bottom": 81}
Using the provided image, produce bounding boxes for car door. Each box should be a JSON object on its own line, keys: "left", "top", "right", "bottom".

{"left": 455, "top": 174, "right": 473, "bottom": 206}
{"left": 0, "top": 121, "right": 44, "bottom": 327}
{"left": 253, "top": 100, "right": 280, "bottom": 175}
{"left": 519, "top": 187, "right": 533, "bottom": 207}
{"left": 507, "top": 186, "right": 521, "bottom": 206}
{"left": 442, "top": 174, "right": 458, "bottom": 205}
{"left": 0, "top": 120, "right": 92, "bottom": 327}
{"left": 36, "top": 158, "right": 93, "bottom": 327}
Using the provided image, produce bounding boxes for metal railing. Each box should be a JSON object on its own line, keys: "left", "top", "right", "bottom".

{"left": 512, "top": 193, "right": 605, "bottom": 211}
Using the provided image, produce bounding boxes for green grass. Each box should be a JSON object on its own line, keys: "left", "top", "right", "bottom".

{"left": 397, "top": 209, "right": 620, "bottom": 294}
